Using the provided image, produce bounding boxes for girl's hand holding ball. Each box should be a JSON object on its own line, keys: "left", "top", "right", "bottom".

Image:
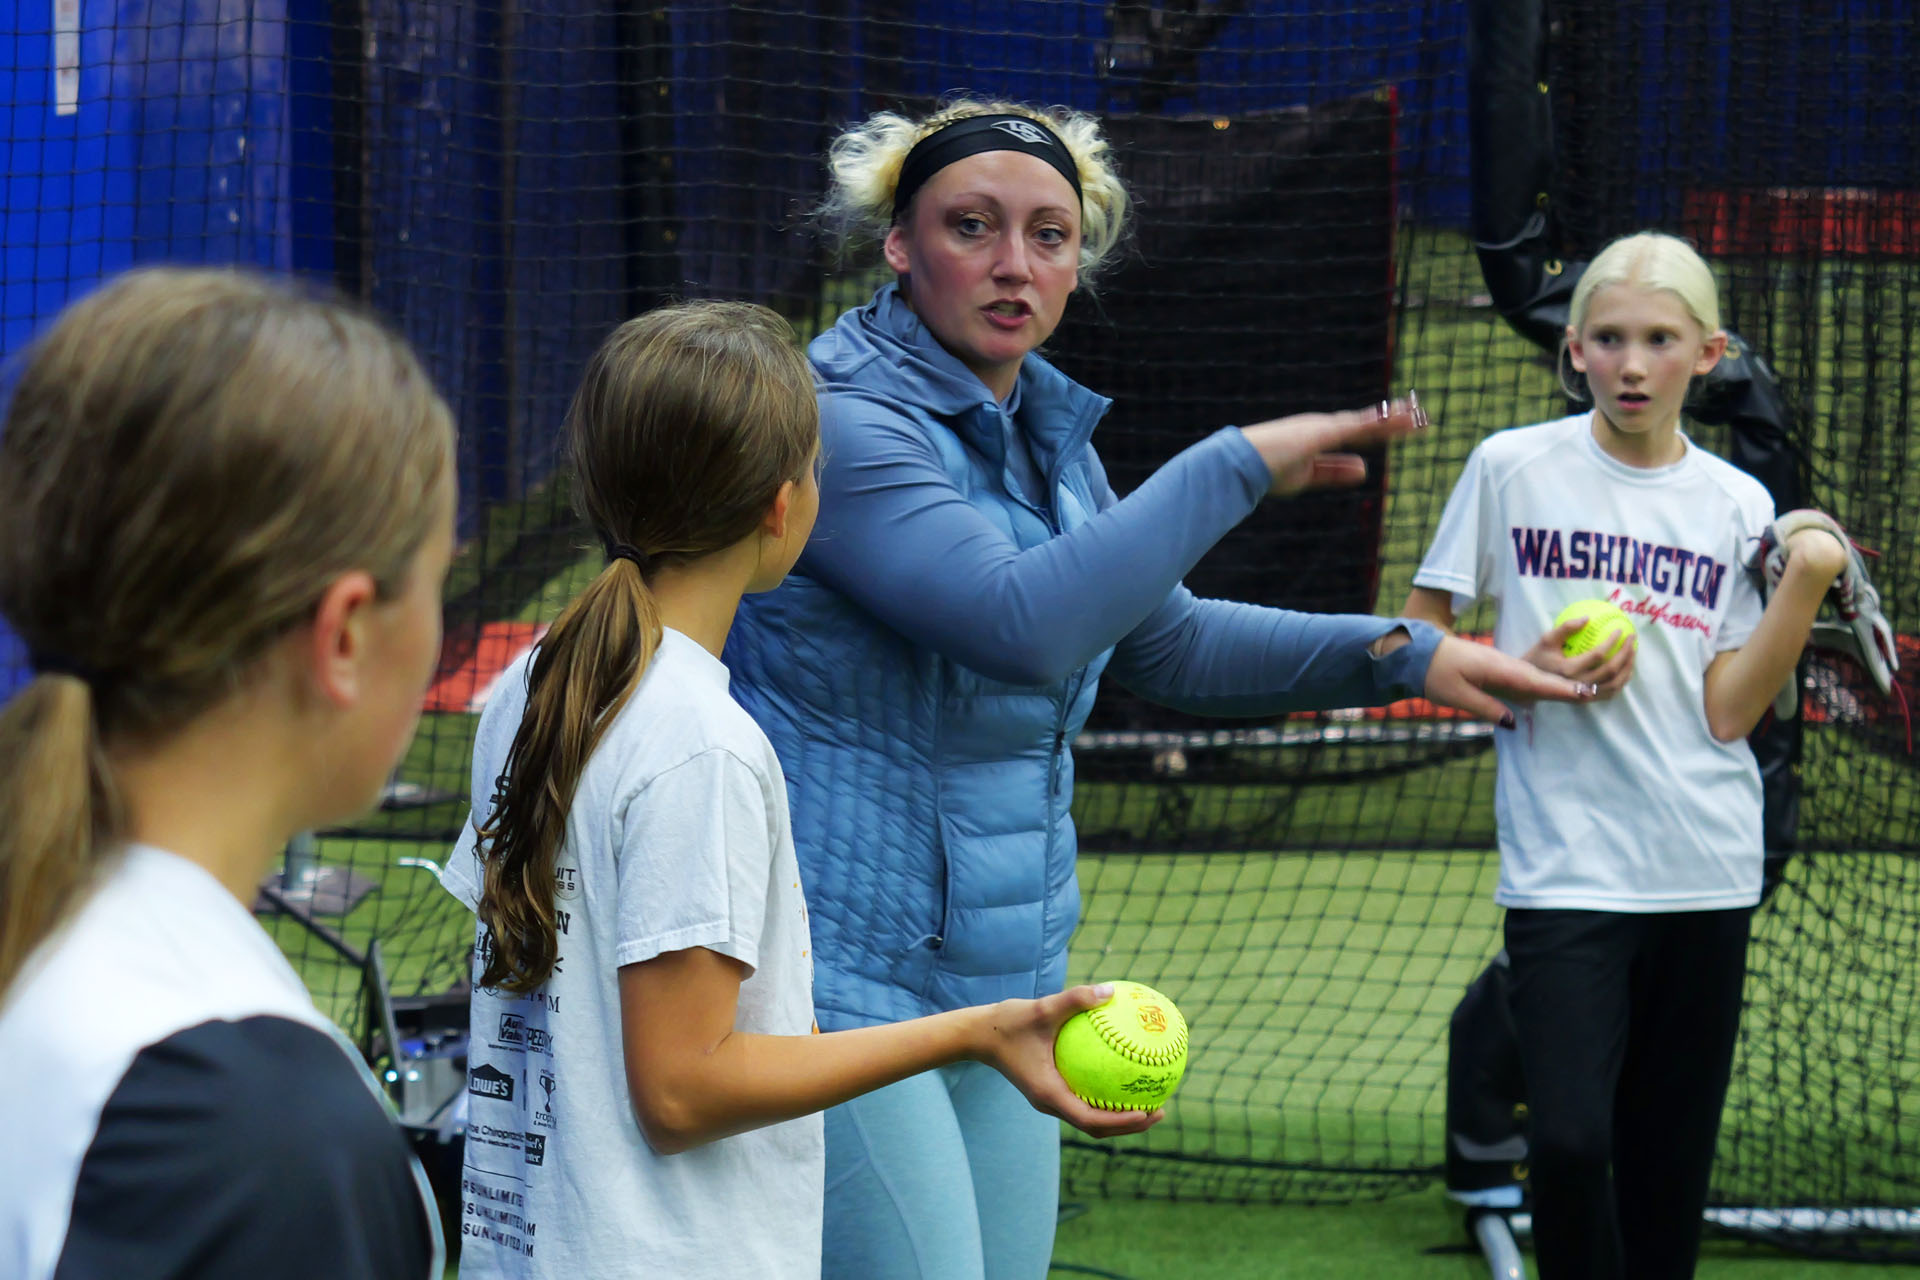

{"left": 1526, "top": 598, "right": 1638, "bottom": 699}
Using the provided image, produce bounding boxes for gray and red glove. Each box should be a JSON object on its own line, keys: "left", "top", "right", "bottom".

{"left": 1749, "top": 508, "right": 1899, "bottom": 719}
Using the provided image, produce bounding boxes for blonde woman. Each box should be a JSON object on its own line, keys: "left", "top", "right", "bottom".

{"left": 726, "top": 98, "right": 1597, "bottom": 1278}
{"left": 0, "top": 269, "right": 455, "bottom": 1279}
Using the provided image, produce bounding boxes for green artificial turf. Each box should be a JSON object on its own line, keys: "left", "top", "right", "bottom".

{"left": 1050, "top": 1188, "right": 1920, "bottom": 1279}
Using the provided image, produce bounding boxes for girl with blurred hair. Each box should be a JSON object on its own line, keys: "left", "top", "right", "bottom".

{"left": 444, "top": 300, "right": 1156, "bottom": 1280}
{"left": 0, "top": 267, "right": 456, "bottom": 1279}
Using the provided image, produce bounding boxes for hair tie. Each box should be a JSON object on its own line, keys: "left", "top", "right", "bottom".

{"left": 605, "top": 542, "right": 653, "bottom": 575}
{"left": 892, "top": 113, "right": 1083, "bottom": 224}
{"left": 29, "top": 649, "right": 102, "bottom": 686}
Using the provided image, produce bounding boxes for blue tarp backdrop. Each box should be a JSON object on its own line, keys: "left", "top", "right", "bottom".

{"left": 1, "top": 0, "right": 329, "bottom": 698}
{"left": 1, "top": 0, "right": 1915, "bottom": 703}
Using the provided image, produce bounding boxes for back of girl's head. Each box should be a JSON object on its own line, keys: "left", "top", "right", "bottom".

{"left": 1568, "top": 231, "right": 1723, "bottom": 336}
{"left": 0, "top": 266, "right": 455, "bottom": 994}
{"left": 475, "top": 300, "right": 817, "bottom": 994}
{"left": 568, "top": 300, "right": 818, "bottom": 567}
{"left": 816, "top": 96, "right": 1132, "bottom": 284}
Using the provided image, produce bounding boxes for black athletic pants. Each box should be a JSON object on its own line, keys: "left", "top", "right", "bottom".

{"left": 1503, "top": 907, "right": 1753, "bottom": 1280}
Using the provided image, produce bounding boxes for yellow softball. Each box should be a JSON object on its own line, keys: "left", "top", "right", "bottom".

{"left": 1053, "top": 980, "right": 1189, "bottom": 1111}
{"left": 1555, "top": 598, "right": 1636, "bottom": 658}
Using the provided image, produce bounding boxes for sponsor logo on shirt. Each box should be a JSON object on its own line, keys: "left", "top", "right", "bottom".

{"left": 532, "top": 1068, "right": 557, "bottom": 1129}
{"left": 463, "top": 1176, "right": 525, "bottom": 1208}
{"left": 462, "top": 1174, "right": 539, "bottom": 1257}
{"left": 553, "top": 865, "right": 581, "bottom": 901}
{"left": 497, "top": 1013, "right": 526, "bottom": 1046}
{"left": 523, "top": 1133, "right": 546, "bottom": 1166}
{"left": 469, "top": 1061, "right": 515, "bottom": 1102}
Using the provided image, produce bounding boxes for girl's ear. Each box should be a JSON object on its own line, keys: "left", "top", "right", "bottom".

{"left": 1695, "top": 329, "right": 1730, "bottom": 376}
{"left": 761, "top": 479, "right": 797, "bottom": 542}
{"left": 1565, "top": 325, "right": 1588, "bottom": 373}
{"left": 306, "top": 570, "right": 379, "bottom": 708}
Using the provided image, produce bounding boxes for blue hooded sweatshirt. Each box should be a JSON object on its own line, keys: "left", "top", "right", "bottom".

{"left": 726, "top": 284, "right": 1443, "bottom": 1029}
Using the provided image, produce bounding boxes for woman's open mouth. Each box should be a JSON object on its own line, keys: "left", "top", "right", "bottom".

{"left": 984, "top": 300, "right": 1031, "bottom": 328}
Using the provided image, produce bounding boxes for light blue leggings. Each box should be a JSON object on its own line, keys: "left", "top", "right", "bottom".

{"left": 821, "top": 1061, "right": 1060, "bottom": 1280}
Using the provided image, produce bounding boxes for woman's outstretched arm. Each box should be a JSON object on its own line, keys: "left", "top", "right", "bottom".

{"left": 800, "top": 393, "right": 1423, "bottom": 686}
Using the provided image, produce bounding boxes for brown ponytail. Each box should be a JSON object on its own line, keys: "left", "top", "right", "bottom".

{"left": 0, "top": 677, "right": 120, "bottom": 991}
{"left": 0, "top": 268, "right": 454, "bottom": 997}
{"left": 475, "top": 301, "right": 818, "bottom": 993}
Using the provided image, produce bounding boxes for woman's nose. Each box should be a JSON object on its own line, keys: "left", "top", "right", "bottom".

{"left": 994, "top": 236, "right": 1031, "bottom": 282}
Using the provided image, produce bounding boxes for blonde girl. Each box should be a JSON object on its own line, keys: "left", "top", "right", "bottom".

{"left": 1405, "top": 232, "right": 1849, "bottom": 1279}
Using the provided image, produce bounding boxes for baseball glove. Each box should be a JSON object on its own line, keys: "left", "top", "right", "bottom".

{"left": 1749, "top": 509, "right": 1899, "bottom": 718}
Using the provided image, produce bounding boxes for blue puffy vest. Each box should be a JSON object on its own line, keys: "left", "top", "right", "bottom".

{"left": 727, "top": 287, "right": 1114, "bottom": 1028}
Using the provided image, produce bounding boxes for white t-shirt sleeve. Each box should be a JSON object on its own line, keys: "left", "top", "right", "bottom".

{"left": 1711, "top": 488, "right": 1775, "bottom": 652}
{"left": 436, "top": 656, "right": 530, "bottom": 914}
{"left": 437, "top": 830, "right": 480, "bottom": 911}
{"left": 614, "top": 747, "right": 777, "bottom": 974}
{"left": 1413, "top": 444, "right": 1496, "bottom": 614}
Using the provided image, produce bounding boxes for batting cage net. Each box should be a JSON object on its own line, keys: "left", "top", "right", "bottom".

{"left": 3, "top": 0, "right": 1917, "bottom": 1258}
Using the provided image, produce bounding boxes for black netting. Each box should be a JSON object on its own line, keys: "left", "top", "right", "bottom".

{"left": 3, "top": 0, "right": 1917, "bottom": 1257}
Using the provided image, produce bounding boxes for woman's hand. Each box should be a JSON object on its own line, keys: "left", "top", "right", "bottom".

{"left": 972, "top": 985, "right": 1164, "bottom": 1139}
{"left": 1522, "top": 613, "right": 1637, "bottom": 699}
{"left": 1413, "top": 632, "right": 1599, "bottom": 725}
{"left": 1240, "top": 395, "right": 1430, "bottom": 497}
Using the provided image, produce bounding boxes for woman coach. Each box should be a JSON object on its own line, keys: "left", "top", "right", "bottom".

{"left": 726, "top": 97, "right": 1594, "bottom": 1279}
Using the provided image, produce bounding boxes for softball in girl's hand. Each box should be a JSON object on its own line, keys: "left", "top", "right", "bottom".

{"left": 1054, "top": 980, "right": 1189, "bottom": 1110}
{"left": 1555, "top": 598, "right": 1636, "bottom": 658}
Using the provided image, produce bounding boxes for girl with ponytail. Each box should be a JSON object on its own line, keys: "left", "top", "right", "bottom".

{"left": 0, "top": 267, "right": 456, "bottom": 1279}
{"left": 443, "top": 301, "right": 1157, "bottom": 1280}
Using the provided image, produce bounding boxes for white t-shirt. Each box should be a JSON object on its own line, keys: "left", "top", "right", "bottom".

{"left": 1, "top": 844, "right": 440, "bottom": 1280}
{"left": 440, "top": 628, "right": 822, "bottom": 1280}
{"left": 1413, "top": 413, "right": 1775, "bottom": 912}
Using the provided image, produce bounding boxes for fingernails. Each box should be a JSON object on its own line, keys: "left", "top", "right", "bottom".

{"left": 1499, "top": 712, "right": 1517, "bottom": 730}
{"left": 1576, "top": 682, "right": 1599, "bottom": 697}
{"left": 1092, "top": 983, "right": 1114, "bottom": 999}
{"left": 1376, "top": 399, "right": 1393, "bottom": 420}
{"left": 1409, "top": 387, "right": 1429, "bottom": 428}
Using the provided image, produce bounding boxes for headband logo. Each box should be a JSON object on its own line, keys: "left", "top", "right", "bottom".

{"left": 992, "top": 119, "right": 1052, "bottom": 147}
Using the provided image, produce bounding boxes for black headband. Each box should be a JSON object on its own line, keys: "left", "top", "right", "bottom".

{"left": 891, "top": 114, "right": 1083, "bottom": 224}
